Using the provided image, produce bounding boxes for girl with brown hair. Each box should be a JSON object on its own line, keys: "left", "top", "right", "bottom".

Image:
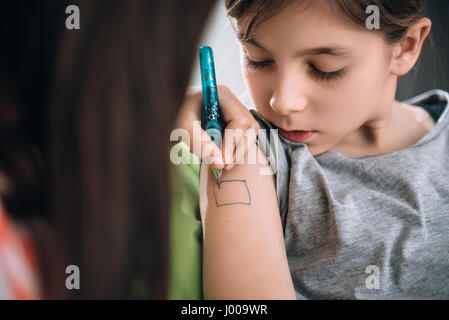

{"left": 175, "top": 0, "right": 449, "bottom": 299}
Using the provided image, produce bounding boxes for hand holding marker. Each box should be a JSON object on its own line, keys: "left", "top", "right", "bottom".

{"left": 199, "top": 46, "right": 224, "bottom": 184}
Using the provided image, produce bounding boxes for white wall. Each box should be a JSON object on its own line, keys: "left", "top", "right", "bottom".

{"left": 189, "top": 1, "right": 253, "bottom": 109}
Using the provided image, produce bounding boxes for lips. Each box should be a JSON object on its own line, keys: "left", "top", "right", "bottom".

{"left": 278, "top": 127, "right": 316, "bottom": 143}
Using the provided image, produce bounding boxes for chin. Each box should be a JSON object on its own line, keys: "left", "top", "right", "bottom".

{"left": 307, "top": 143, "right": 330, "bottom": 157}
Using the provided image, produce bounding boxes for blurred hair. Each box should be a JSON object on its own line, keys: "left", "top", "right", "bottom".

{"left": 0, "top": 0, "right": 215, "bottom": 299}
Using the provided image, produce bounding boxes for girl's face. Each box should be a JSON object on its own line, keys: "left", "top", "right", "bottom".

{"left": 238, "top": 1, "right": 398, "bottom": 156}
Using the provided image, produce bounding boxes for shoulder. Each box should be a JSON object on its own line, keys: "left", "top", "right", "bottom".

{"left": 404, "top": 104, "right": 436, "bottom": 131}
{"left": 402, "top": 89, "right": 449, "bottom": 125}
{"left": 399, "top": 89, "right": 449, "bottom": 141}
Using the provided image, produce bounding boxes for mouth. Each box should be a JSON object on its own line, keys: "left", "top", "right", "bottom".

{"left": 278, "top": 127, "right": 317, "bottom": 143}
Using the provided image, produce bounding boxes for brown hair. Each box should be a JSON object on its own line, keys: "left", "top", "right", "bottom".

{"left": 225, "top": 0, "right": 426, "bottom": 45}
{"left": 0, "top": 0, "right": 215, "bottom": 299}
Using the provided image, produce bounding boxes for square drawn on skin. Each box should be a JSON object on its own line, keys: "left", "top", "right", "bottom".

{"left": 214, "top": 179, "right": 251, "bottom": 207}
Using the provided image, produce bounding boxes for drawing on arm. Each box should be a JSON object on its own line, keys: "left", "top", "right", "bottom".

{"left": 213, "top": 179, "right": 251, "bottom": 207}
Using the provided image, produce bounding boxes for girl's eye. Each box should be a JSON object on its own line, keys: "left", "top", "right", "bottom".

{"left": 244, "top": 55, "right": 345, "bottom": 82}
{"left": 244, "top": 56, "right": 272, "bottom": 70}
{"left": 308, "top": 63, "right": 345, "bottom": 81}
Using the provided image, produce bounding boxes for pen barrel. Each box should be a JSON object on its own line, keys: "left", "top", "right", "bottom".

{"left": 199, "top": 46, "right": 224, "bottom": 148}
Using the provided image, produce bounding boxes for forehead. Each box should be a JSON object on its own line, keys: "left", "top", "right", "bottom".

{"left": 236, "top": 0, "right": 332, "bottom": 35}
{"left": 236, "top": 1, "right": 373, "bottom": 55}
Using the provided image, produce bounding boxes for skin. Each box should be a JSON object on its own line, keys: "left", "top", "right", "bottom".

{"left": 237, "top": 0, "right": 433, "bottom": 157}
{"left": 200, "top": 144, "right": 296, "bottom": 299}
{"left": 198, "top": 1, "right": 433, "bottom": 298}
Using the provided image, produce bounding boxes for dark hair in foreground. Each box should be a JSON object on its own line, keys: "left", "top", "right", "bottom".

{"left": 0, "top": 0, "right": 215, "bottom": 298}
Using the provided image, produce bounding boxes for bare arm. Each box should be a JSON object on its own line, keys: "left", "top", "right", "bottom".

{"left": 199, "top": 145, "right": 296, "bottom": 299}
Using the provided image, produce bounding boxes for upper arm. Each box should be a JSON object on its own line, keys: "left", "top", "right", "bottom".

{"left": 199, "top": 145, "right": 296, "bottom": 299}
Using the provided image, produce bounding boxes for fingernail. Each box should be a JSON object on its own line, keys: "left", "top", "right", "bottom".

{"left": 204, "top": 155, "right": 220, "bottom": 166}
{"left": 225, "top": 164, "right": 234, "bottom": 171}
{"left": 225, "top": 154, "right": 232, "bottom": 165}
{"left": 216, "top": 157, "right": 224, "bottom": 166}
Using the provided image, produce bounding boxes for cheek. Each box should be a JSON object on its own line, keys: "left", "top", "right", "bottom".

{"left": 243, "top": 71, "right": 272, "bottom": 108}
{"left": 346, "top": 62, "right": 391, "bottom": 121}
{"left": 307, "top": 79, "right": 373, "bottom": 136}
{"left": 318, "top": 61, "right": 389, "bottom": 124}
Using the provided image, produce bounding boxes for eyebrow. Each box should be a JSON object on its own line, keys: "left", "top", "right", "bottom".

{"left": 238, "top": 31, "right": 349, "bottom": 57}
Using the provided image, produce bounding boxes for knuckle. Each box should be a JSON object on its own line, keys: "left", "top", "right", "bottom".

{"left": 186, "top": 85, "right": 202, "bottom": 94}
{"left": 217, "top": 84, "right": 230, "bottom": 94}
{"left": 253, "top": 120, "right": 260, "bottom": 130}
{"left": 251, "top": 122, "right": 260, "bottom": 132}
{"left": 239, "top": 117, "right": 251, "bottom": 127}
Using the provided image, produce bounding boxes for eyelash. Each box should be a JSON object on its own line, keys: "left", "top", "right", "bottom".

{"left": 244, "top": 56, "right": 345, "bottom": 81}
{"left": 308, "top": 63, "right": 344, "bottom": 81}
{"left": 245, "top": 56, "right": 273, "bottom": 70}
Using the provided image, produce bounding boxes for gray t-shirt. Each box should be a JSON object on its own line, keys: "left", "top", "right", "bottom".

{"left": 250, "top": 89, "right": 449, "bottom": 299}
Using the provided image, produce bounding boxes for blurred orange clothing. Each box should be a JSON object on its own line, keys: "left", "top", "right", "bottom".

{"left": 0, "top": 200, "right": 41, "bottom": 299}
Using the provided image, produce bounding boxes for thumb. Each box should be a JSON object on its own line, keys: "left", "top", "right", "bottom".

{"left": 202, "top": 138, "right": 225, "bottom": 171}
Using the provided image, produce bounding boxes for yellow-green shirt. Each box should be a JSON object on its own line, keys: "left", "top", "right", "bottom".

{"left": 167, "top": 141, "right": 203, "bottom": 299}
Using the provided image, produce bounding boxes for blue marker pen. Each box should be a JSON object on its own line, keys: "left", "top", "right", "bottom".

{"left": 199, "top": 46, "right": 224, "bottom": 184}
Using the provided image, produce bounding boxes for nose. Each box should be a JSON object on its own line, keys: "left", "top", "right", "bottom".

{"left": 269, "top": 69, "right": 308, "bottom": 116}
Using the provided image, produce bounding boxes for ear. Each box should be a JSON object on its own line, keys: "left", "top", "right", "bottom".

{"left": 390, "top": 18, "right": 432, "bottom": 76}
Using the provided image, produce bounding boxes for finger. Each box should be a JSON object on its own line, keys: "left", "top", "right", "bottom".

{"left": 215, "top": 85, "right": 259, "bottom": 164}
{"left": 234, "top": 126, "right": 259, "bottom": 166}
{"left": 182, "top": 120, "right": 225, "bottom": 170}
{"left": 221, "top": 124, "right": 245, "bottom": 167}
{"left": 216, "top": 84, "right": 250, "bottom": 125}
{"left": 201, "top": 129, "right": 225, "bottom": 170}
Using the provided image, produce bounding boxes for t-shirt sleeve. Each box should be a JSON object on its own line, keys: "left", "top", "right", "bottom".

{"left": 167, "top": 141, "right": 203, "bottom": 299}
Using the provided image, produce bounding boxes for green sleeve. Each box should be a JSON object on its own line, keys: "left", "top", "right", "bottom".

{"left": 167, "top": 141, "right": 204, "bottom": 299}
